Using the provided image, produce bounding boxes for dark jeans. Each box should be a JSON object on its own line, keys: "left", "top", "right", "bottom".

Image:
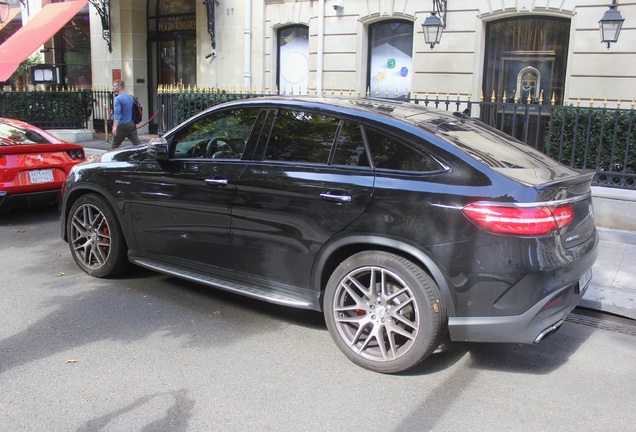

{"left": 111, "top": 122, "right": 141, "bottom": 149}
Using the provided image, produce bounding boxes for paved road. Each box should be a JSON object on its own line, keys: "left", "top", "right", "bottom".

{"left": 1, "top": 206, "right": 635, "bottom": 431}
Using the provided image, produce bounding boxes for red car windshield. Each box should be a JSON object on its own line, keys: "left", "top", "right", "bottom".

{"left": 0, "top": 122, "right": 52, "bottom": 145}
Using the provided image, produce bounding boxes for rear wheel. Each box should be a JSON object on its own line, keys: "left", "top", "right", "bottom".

{"left": 324, "top": 251, "right": 447, "bottom": 373}
{"left": 67, "top": 194, "right": 128, "bottom": 277}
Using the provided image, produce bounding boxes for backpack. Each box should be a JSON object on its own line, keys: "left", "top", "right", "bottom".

{"left": 132, "top": 97, "right": 143, "bottom": 124}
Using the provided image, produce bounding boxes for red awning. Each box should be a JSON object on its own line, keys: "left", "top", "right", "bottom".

{"left": 0, "top": 1, "right": 88, "bottom": 82}
{"left": 0, "top": 7, "right": 21, "bottom": 33}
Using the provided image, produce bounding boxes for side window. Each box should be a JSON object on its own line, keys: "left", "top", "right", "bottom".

{"left": 365, "top": 128, "right": 443, "bottom": 172}
{"left": 171, "top": 108, "right": 258, "bottom": 159}
{"left": 264, "top": 110, "right": 339, "bottom": 164}
{"left": 331, "top": 121, "right": 370, "bottom": 168}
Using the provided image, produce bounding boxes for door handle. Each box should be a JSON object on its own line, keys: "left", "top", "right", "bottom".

{"left": 204, "top": 177, "right": 229, "bottom": 186}
{"left": 320, "top": 192, "right": 352, "bottom": 203}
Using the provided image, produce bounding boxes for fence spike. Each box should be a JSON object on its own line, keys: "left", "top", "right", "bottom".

{"left": 502, "top": 90, "right": 507, "bottom": 103}
{"left": 617, "top": 99, "right": 621, "bottom": 110}
{"left": 491, "top": 90, "right": 496, "bottom": 103}
{"left": 539, "top": 90, "right": 544, "bottom": 105}
{"left": 590, "top": 97, "right": 594, "bottom": 107}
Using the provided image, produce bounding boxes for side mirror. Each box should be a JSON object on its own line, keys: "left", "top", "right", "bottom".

{"left": 147, "top": 137, "right": 169, "bottom": 160}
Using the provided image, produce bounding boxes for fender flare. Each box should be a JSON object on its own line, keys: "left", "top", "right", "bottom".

{"left": 312, "top": 235, "right": 457, "bottom": 316}
{"left": 60, "top": 182, "right": 136, "bottom": 250}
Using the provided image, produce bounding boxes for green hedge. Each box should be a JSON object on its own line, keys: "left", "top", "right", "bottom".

{"left": 0, "top": 89, "right": 92, "bottom": 129}
{"left": 545, "top": 106, "right": 636, "bottom": 176}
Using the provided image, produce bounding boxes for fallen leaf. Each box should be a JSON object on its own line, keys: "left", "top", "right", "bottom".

{"left": 65, "top": 359, "right": 79, "bottom": 364}
{"left": 55, "top": 272, "right": 65, "bottom": 277}
{"left": 17, "top": 229, "right": 25, "bottom": 233}
{"left": 55, "top": 252, "right": 62, "bottom": 257}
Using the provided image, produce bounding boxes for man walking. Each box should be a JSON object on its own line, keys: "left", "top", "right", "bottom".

{"left": 111, "top": 80, "right": 141, "bottom": 149}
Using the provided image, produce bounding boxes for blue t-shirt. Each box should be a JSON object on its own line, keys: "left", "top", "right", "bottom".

{"left": 114, "top": 93, "right": 134, "bottom": 124}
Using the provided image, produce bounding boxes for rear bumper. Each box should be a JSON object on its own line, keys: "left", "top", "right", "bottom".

{"left": 448, "top": 267, "right": 593, "bottom": 344}
{"left": 0, "top": 190, "right": 60, "bottom": 211}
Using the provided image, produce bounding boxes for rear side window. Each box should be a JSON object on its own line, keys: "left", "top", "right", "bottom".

{"left": 331, "top": 121, "right": 370, "bottom": 168}
{"left": 265, "top": 110, "right": 339, "bottom": 164}
{"left": 365, "top": 128, "right": 443, "bottom": 172}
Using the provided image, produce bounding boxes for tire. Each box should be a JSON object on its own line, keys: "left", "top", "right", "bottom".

{"left": 324, "top": 251, "right": 447, "bottom": 373}
{"left": 67, "top": 194, "right": 128, "bottom": 278}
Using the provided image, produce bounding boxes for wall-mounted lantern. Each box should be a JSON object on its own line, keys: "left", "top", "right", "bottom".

{"left": 88, "top": 0, "right": 112, "bottom": 52}
{"left": 422, "top": 0, "right": 447, "bottom": 49}
{"left": 599, "top": 0, "right": 624, "bottom": 49}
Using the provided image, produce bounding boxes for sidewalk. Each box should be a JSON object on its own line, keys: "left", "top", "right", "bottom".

{"left": 581, "top": 228, "right": 636, "bottom": 320}
{"left": 78, "top": 135, "right": 636, "bottom": 321}
{"left": 81, "top": 132, "right": 156, "bottom": 153}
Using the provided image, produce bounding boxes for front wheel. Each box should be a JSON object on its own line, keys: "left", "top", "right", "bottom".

{"left": 67, "top": 194, "right": 128, "bottom": 278}
{"left": 324, "top": 251, "right": 447, "bottom": 373}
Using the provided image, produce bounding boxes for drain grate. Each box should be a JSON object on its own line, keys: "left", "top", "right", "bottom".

{"left": 566, "top": 312, "right": 636, "bottom": 337}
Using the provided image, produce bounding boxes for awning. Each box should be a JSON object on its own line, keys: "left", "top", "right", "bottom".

{"left": 0, "top": 0, "right": 88, "bottom": 82}
{"left": 0, "top": 7, "right": 21, "bottom": 33}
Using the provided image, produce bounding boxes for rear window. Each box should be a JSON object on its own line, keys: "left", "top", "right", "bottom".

{"left": 0, "top": 123, "right": 51, "bottom": 145}
{"left": 424, "top": 117, "right": 560, "bottom": 169}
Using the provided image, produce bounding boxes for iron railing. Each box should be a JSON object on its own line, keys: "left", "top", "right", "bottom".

{"left": 3, "top": 86, "right": 633, "bottom": 190}
{"left": 91, "top": 87, "right": 113, "bottom": 133}
{"left": 0, "top": 87, "right": 91, "bottom": 129}
{"left": 153, "top": 86, "right": 635, "bottom": 190}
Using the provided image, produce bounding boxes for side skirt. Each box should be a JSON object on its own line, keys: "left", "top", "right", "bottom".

{"left": 129, "top": 255, "right": 322, "bottom": 311}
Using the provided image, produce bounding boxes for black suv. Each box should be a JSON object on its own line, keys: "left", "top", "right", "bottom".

{"left": 61, "top": 97, "right": 597, "bottom": 373}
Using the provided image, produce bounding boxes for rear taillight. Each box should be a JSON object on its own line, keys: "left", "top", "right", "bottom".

{"left": 462, "top": 202, "right": 574, "bottom": 236}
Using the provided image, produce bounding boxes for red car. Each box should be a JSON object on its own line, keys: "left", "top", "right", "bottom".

{"left": 0, "top": 118, "right": 85, "bottom": 211}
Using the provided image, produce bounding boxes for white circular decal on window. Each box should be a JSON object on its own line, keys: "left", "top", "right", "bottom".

{"left": 281, "top": 51, "right": 308, "bottom": 85}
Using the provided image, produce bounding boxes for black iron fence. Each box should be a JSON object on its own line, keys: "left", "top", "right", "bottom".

{"left": 2, "top": 87, "right": 633, "bottom": 190}
{"left": 91, "top": 87, "right": 113, "bottom": 133}
{"left": 154, "top": 87, "right": 635, "bottom": 190}
{"left": 0, "top": 87, "right": 91, "bottom": 129}
{"left": 156, "top": 85, "right": 264, "bottom": 131}
{"left": 411, "top": 94, "right": 635, "bottom": 189}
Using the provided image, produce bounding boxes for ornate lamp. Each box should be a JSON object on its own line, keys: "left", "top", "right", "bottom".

{"left": 422, "top": 0, "right": 447, "bottom": 49}
{"left": 599, "top": 0, "right": 624, "bottom": 49}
